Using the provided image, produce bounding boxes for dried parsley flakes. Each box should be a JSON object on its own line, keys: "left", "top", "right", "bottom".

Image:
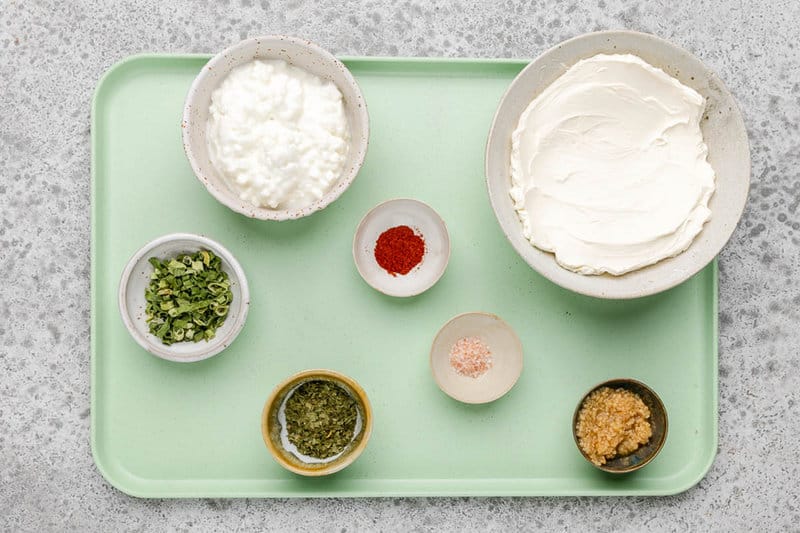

{"left": 144, "top": 249, "right": 233, "bottom": 345}
{"left": 284, "top": 380, "right": 359, "bottom": 459}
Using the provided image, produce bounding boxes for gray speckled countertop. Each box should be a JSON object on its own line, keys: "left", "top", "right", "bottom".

{"left": 2, "top": 0, "right": 799, "bottom": 531}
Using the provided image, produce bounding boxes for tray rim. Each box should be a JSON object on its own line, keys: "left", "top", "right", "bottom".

{"left": 90, "top": 53, "right": 719, "bottom": 498}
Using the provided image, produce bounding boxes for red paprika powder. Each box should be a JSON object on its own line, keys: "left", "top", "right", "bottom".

{"left": 374, "top": 225, "right": 425, "bottom": 276}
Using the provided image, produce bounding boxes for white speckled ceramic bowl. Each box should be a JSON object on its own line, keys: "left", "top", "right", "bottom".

{"left": 182, "top": 36, "right": 369, "bottom": 221}
{"left": 430, "top": 312, "right": 524, "bottom": 404}
{"left": 118, "top": 233, "right": 250, "bottom": 363}
{"left": 486, "top": 30, "right": 750, "bottom": 299}
{"left": 353, "top": 198, "right": 450, "bottom": 297}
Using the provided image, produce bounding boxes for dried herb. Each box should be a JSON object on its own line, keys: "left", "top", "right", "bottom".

{"left": 284, "top": 380, "right": 359, "bottom": 459}
{"left": 144, "top": 250, "right": 233, "bottom": 345}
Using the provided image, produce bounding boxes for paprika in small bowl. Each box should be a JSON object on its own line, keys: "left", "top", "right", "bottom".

{"left": 352, "top": 198, "right": 450, "bottom": 297}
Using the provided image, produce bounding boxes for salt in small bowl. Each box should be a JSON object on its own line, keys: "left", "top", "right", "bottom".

{"left": 572, "top": 378, "right": 668, "bottom": 473}
{"left": 430, "top": 312, "right": 524, "bottom": 404}
{"left": 261, "top": 369, "right": 373, "bottom": 476}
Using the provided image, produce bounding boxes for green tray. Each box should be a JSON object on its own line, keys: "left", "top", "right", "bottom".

{"left": 91, "top": 55, "right": 718, "bottom": 497}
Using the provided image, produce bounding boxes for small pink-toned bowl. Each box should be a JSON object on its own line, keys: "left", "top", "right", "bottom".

{"left": 430, "top": 312, "right": 524, "bottom": 404}
{"left": 182, "top": 35, "right": 369, "bottom": 221}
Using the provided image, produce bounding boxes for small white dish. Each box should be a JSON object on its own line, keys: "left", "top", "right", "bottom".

{"left": 118, "top": 233, "right": 250, "bottom": 363}
{"left": 430, "top": 312, "right": 524, "bottom": 404}
{"left": 352, "top": 198, "right": 450, "bottom": 297}
{"left": 485, "top": 30, "right": 750, "bottom": 299}
{"left": 182, "top": 35, "right": 369, "bottom": 221}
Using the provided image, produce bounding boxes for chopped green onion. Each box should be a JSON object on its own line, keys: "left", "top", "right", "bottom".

{"left": 144, "top": 249, "right": 233, "bottom": 346}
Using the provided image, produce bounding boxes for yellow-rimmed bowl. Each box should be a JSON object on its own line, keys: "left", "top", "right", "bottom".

{"left": 261, "top": 369, "right": 373, "bottom": 476}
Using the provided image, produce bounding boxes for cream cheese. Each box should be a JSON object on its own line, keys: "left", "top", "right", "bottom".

{"left": 510, "top": 54, "right": 716, "bottom": 276}
{"left": 206, "top": 59, "right": 350, "bottom": 210}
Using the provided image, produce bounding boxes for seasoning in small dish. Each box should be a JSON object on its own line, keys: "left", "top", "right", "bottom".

{"left": 118, "top": 233, "right": 249, "bottom": 363}
{"left": 281, "top": 380, "right": 360, "bottom": 461}
{"left": 449, "top": 336, "right": 493, "bottom": 379}
{"left": 262, "top": 369, "right": 373, "bottom": 476}
{"left": 352, "top": 199, "right": 450, "bottom": 297}
{"left": 144, "top": 250, "right": 233, "bottom": 345}
{"left": 572, "top": 378, "right": 668, "bottom": 473}
{"left": 373, "top": 225, "right": 425, "bottom": 276}
{"left": 575, "top": 386, "right": 652, "bottom": 466}
{"left": 430, "top": 312, "right": 523, "bottom": 404}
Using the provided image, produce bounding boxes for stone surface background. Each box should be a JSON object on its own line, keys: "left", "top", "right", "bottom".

{"left": 1, "top": 0, "right": 798, "bottom": 531}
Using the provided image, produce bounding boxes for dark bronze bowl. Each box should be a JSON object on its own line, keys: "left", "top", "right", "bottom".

{"left": 572, "top": 378, "right": 668, "bottom": 473}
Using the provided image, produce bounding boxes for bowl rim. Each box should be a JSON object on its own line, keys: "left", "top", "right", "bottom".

{"left": 182, "top": 35, "right": 370, "bottom": 221}
{"left": 352, "top": 197, "right": 451, "bottom": 297}
{"left": 485, "top": 29, "right": 751, "bottom": 299}
{"left": 571, "top": 377, "right": 669, "bottom": 473}
{"left": 117, "top": 232, "right": 250, "bottom": 363}
{"left": 429, "top": 311, "right": 524, "bottom": 404}
{"left": 261, "top": 368, "right": 374, "bottom": 476}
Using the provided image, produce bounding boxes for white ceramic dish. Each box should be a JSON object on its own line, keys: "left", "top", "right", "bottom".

{"left": 352, "top": 198, "right": 450, "bottom": 297}
{"left": 118, "top": 233, "right": 250, "bottom": 363}
{"left": 182, "top": 35, "right": 369, "bottom": 221}
{"left": 485, "top": 30, "right": 750, "bottom": 299}
{"left": 430, "top": 312, "right": 524, "bottom": 404}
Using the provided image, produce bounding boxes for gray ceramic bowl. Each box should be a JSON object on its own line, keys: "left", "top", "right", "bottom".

{"left": 486, "top": 30, "right": 750, "bottom": 299}
{"left": 572, "top": 378, "right": 668, "bottom": 473}
{"left": 182, "top": 36, "right": 369, "bottom": 221}
{"left": 118, "top": 233, "right": 250, "bottom": 363}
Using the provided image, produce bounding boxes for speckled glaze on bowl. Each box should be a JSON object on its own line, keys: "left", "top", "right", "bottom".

{"left": 353, "top": 198, "right": 451, "bottom": 298}
{"left": 117, "top": 233, "right": 250, "bottom": 363}
{"left": 261, "top": 369, "right": 373, "bottom": 477}
{"left": 486, "top": 30, "right": 750, "bottom": 299}
{"left": 430, "top": 312, "right": 524, "bottom": 404}
{"left": 182, "top": 35, "right": 369, "bottom": 221}
{"left": 572, "top": 378, "right": 668, "bottom": 474}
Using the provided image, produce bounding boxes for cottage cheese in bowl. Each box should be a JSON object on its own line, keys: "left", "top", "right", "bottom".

{"left": 510, "top": 54, "right": 716, "bottom": 276}
{"left": 206, "top": 59, "right": 351, "bottom": 210}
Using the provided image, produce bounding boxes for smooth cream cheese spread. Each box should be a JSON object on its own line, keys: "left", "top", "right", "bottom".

{"left": 510, "top": 54, "right": 716, "bottom": 276}
{"left": 206, "top": 59, "right": 350, "bottom": 210}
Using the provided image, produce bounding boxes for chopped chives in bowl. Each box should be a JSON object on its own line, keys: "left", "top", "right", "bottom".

{"left": 144, "top": 249, "right": 233, "bottom": 345}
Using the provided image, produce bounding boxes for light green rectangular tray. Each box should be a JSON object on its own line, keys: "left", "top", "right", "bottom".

{"left": 91, "top": 55, "right": 717, "bottom": 497}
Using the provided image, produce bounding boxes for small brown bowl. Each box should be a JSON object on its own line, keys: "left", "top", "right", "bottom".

{"left": 261, "top": 369, "right": 373, "bottom": 477}
{"left": 572, "top": 378, "right": 668, "bottom": 473}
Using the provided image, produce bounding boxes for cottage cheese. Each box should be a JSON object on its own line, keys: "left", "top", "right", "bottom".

{"left": 206, "top": 59, "right": 350, "bottom": 210}
{"left": 510, "top": 54, "right": 716, "bottom": 276}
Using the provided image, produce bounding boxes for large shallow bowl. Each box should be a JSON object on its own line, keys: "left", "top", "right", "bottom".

{"left": 486, "top": 30, "right": 750, "bottom": 299}
{"left": 183, "top": 36, "right": 369, "bottom": 221}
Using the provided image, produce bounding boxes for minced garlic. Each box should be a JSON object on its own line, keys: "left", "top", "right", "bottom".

{"left": 575, "top": 387, "right": 652, "bottom": 466}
